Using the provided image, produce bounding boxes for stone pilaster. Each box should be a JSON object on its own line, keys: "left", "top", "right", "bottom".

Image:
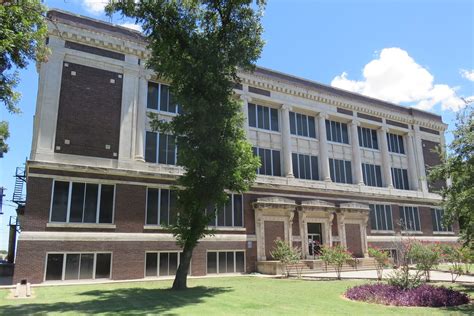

{"left": 405, "top": 131, "right": 419, "bottom": 190}
{"left": 318, "top": 113, "right": 331, "bottom": 181}
{"left": 414, "top": 126, "right": 429, "bottom": 192}
{"left": 337, "top": 212, "right": 346, "bottom": 248}
{"left": 350, "top": 120, "right": 364, "bottom": 185}
{"left": 240, "top": 94, "right": 251, "bottom": 137}
{"left": 379, "top": 126, "right": 393, "bottom": 188}
{"left": 134, "top": 74, "right": 148, "bottom": 161}
{"left": 281, "top": 104, "right": 294, "bottom": 178}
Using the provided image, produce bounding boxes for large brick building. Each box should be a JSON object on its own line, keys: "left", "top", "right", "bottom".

{"left": 14, "top": 10, "right": 458, "bottom": 284}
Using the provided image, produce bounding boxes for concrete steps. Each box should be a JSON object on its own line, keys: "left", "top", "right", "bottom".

{"left": 289, "top": 258, "right": 377, "bottom": 275}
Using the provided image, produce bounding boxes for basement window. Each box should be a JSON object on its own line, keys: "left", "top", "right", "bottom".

{"left": 45, "top": 252, "right": 112, "bottom": 281}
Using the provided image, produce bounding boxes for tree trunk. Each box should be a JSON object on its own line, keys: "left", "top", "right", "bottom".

{"left": 172, "top": 244, "right": 194, "bottom": 290}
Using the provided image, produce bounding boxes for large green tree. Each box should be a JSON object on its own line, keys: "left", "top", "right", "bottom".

{"left": 430, "top": 105, "right": 473, "bottom": 245}
{"left": 0, "top": 0, "right": 48, "bottom": 156}
{"left": 107, "top": 0, "right": 264, "bottom": 289}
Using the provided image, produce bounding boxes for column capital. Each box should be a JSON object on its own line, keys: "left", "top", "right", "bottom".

{"left": 318, "top": 112, "right": 328, "bottom": 120}
{"left": 240, "top": 94, "right": 252, "bottom": 102}
{"left": 351, "top": 119, "right": 361, "bottom": 127}
{"left": 280, "top": 103, "right": 292, "bottom": 111}
{"left": 406, "top": 131, "right": 415, "bottom": 137}
{"left": 380, "top": 125, "right": 389, "bottom": 132}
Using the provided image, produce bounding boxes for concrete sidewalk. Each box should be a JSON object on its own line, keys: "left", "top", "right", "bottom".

{"left": 301, "top": 269, "right": 474, "bottom": 283}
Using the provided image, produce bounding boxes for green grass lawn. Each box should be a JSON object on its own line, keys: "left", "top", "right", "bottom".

{"left": 0, "top": 277, "right": 472, "bottom": 315}
{"left": 437, "top": 264, "right": 473, "bottom": 274}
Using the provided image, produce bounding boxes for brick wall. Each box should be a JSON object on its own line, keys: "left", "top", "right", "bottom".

{"left": 422, "top": 139, "right": 445, "bottom": 192}
{"left": 22, "top": 177, "right": 53, "bottom": 231}
{"left": 263, "top": 221, "right": 285, "bottom": 259}
{"left": 345, "top": 224, "right": 363, "bottom": 257}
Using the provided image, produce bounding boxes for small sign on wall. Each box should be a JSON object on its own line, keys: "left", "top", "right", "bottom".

{"left": 247, "top": 241, "right": 253, "bottom": 249}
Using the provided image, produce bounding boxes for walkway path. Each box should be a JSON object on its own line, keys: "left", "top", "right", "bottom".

{"left": 301, "top": 269, "right": 474, "bottom": 283}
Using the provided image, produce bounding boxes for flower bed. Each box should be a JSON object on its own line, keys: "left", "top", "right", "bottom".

{"left": 345, "top": 284, "right": 469, "bottom": 307}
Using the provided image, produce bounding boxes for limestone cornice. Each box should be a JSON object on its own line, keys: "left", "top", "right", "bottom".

{"left": 237, "top": 71, "right": 447, "bottom": 132}
{"left": 299, "top": 199, "right": 336, "bottom": 211}
{"left": 339, "top": 202, "right": 370, "bottom": 212}
{"left": 252, "top": 196, "right": 297, "bottom": 210}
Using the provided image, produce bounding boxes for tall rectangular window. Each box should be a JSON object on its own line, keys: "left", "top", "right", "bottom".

{"left": 50, "top": 181, "right": 114, "bottom": 224}
{"left": 326, "top": 120, "right": 349, "bottom": 144}
{"left": 145, "top": 252, "right": 188, "bottom": 277}
{"left": 289, "top": 112, "right": 316, "bottom": 138}
{"left": 207, "top": 251, "right": 245, "bottom": 274}
{"left": 329, "top": 158, "right": 352, "bottom": 184}
{"left": 145, "top": 132, "right": 177, "bottom": 165}
{"left": 369, "top": 204, "right": 393, "bottom": 231}
{"left": 248, "top": 103, "right": 279, "bottom": 131}
{"left": 358, "top": 126, "right": 378, "bottom": 149}
{"left": 146, "top": 188, "right": 178, "bottom": 226}
{"left": 292, "top": 153, "right": 318, "bottom": 180}
{"left": 391, "top": 167, "right": 409, "bottom": 190}
{"left": 387, "top": 133, "right": 405, "bottom": 154}
{"left": 400, "top": 206, "right": 421, "bottom": 231}
{"left": 432, "top": 209, "right": 453, "bottom": 232}
{"left": 252, "top": 147, "right": 281, "bottom": 176}
{"left": 362, "top": 163, "right": 383, "bottom": 187}
{"left": 206, "top": 194, "right": 244, "bottom": 227}
{"left": 147, "top": 82, "right": 182, "bottom": 113}
{"left": 45, "top": 253, "right": 112, "bottom": 281}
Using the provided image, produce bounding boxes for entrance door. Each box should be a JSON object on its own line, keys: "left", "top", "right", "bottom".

{"left": 307, "top": 223, "right": 323, "bottom": 257}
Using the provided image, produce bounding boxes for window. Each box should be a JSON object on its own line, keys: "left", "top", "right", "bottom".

{"left": 50, "top": 181, "right": 114, "bottom": 224}
{"left": 329, "top": 158, "right": 352, "bottom": 184}
{"left": 358, "top": 126, "right": 378, "bottom": 149}
{"left": 145, "top": 252, "right": 188, "bottom": 277}
{"left": 206, "top": 194, "right": 243, "bottom": 227}
{"left": 362, "top": 163, "right": 383, "bottom": 187}
{"left": 432, "top": 209, "right": 453, "bottom": 232}
{"left": 292, "top": 153, "right": 319, "bottom": 180}
{"left": 400, "top": 206, "right": 421, "bottom": 231}
{"left": 145, "top": 132, "right": 177, "bottom": 165}
{"left": 391, "top": 168, "right": 409, "bottom": 190}
{"left": 147, "top": 82, "right": 182, "bottom": 114}
{"left": 325, "top": 120, "right": 349, "bottom": 144}
{"left": 369, "top": 204, "right": 393, "bottom": 231}
{"left": 387, "top": 133, "right": 405, "bottom": 154}
{"left": 146, "top": 188, "right": 178, "bottom": 226}
{"left": 289, "top": 112, "right": 316, "bottom": 138}
{"left": 252, "top": 147, "right": 281, "bottom": 176}
{"left": 248, "top": 103, "right": 279, "bottom": 131}
{"left": 207, "top": 251, "right": 245, "bottom": 274}
{"left": 45, "top": 253, "right": 111, "bottom": 281}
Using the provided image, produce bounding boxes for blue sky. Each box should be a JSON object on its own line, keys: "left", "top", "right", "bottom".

{"left": 0, "top": 0, "right": 473, "bottom": 249}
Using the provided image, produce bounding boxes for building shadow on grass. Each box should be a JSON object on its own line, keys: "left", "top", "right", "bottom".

{"left": 0, "top": 286, "right": 232, "bottom": 315}
{"left": 442, "top": 283, "right": 474, "bottom": 314}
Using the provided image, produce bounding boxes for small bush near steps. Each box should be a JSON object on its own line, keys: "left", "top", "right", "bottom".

{"left": 345, "top": 284, "right": 469, "bottom": 307}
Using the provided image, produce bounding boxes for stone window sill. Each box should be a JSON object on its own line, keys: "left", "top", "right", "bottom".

{"left": 401, "top": 230, "right": 423, "bottom": 235}
{"left": 144, "top": 225, "right": 246, "bottom": 232}
{"left": 370, "top": 230, "right": 395, "bottom": 234}
{"left": 433, "top": 231, "right": 455, "bottom": 235}
{"left": 47, "top": 223, "right": 116, "bottom": 229}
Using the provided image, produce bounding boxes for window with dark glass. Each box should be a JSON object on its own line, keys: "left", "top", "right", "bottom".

{"left": 50, "top": 181, "right": 114, "bottom": 224}
{"left": 248, "top": 103, "right": 279, "bottom": 131}
{"left": 45, "top": 253, "right": 111, "bottom": 281}
{"left": 205, "top": 194, "right": 243, "bottom": 227}
{"left": 358, "top": 126, "right": 378, "bottom": 149}
{"left": 387, "top": 133, "right": 405, "bottom": 154}
{"left": 400, "top": 206, "right": 421, "bottom": 231}
{"left": 146, "top": 188, "right": 178, "bottom": 226}
{"left": 252, "top": 147, "right": 281, "bottom": 176}
{"left": 391, "top": 168, "right": 409, "bottom": 190}
{"left": 207, "top": 251, "right": 245, "bottom": 274}
{"left": 145, "top": 252, "right": 187, "bottom": 277}
{"left": 292, "top": 153, "right": 318, "bottom": 180}
{"left": 147, "top": 82, "right": 182, "bottom": 113}
{"left": 326, "top": 120, "right": 349, "bottom": 144}
{"left": 369, "top": 204, "right": 393, "bottom": 231}
{"left": 289, "top": 112, "right": 316, "bottom": 138}
{"left": 362, "top": 163, "right": 382, "bottom": 187}
{"left": 432, "top": 209, "right": 453, "bottom": 232}
{"left": 145, "top": 132, "right": 177, "bottom": 165}
{"left": 329, "top": 158, "right": 352, "bottom": 184}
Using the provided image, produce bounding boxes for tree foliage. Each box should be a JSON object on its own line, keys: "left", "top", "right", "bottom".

{"left": 270, "top": 239, "right": 302, "bottom": 278}
{"left": 429, "top": 105, "right": 474, "bottom": 244}
{"left": 107, "top": 0, "right": 264, "bottom": 289}
{"left": 0, "top": 0, "right": 48, "bottom": 156}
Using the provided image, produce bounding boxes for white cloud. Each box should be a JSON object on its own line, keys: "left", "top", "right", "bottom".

{"left": 119, "top": 23, "right": 142, "bottom": 32}
{"left": 82, "top": 0, "right": 108, "bottom": 14}
{"left": 460, "top": 69, "right": 474, "bottom": 82}
{"left": 331, "top": 47, "right": 466, "bottom": 112}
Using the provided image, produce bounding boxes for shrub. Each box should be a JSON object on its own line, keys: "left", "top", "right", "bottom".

{"left": 409, "top": 242, "right": 440, "bottom": 282}
{"left": 320, "top": 245, "right": 352, "bottom": 280}
{"left": 440, "top": 244, "right": 464, "bottom": 282}
{"left": 270, "top": 239, "right": 301, "bottom": 278}
{"left": 460, "top": 246, "right": 473, "bottom": 274}
{"left": 368, "top": 247, "right": 389, "bottom": 281}
{"left": 345, "top": 284, "right": 469, "bottom": 307}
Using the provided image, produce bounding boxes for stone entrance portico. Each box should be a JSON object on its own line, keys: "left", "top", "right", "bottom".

{"left": 254, "top": 197, "right": 370, "bottom": 262}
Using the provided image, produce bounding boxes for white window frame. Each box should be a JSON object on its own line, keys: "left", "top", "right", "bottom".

{"left": 326, "top": 119, "right": 349, "bottom": 144}
{"left": 401, "top": 206, "right": 421, "bottom": 232}
{"left": 144, "top": 251, "right": 188, "bottom": 277}
{"left": 289, "top": 111, "right": 317, "bottom": 139}
{"left": 253, "top": 146, "right": 281, "bottom": 176}
{"left": 293, "top": 153, "right": 318, "bottom": 180}
{"left": 248, "top": 103, "right": 279, "bottom": 132}
{"left": 329, "top": 158, "right": 352, "bottom": 184}
{"left": 387, "top": 132, "right": 405, "bottom": 155}
{"left": 362, "top": 163, "right": 383, "bottom": 187}
{"left": 147, "top": 82, "right": 181, "bottom": 115}
{"left": 358, "top": 126, "right": 379, "bottom": 150}
{"left": 144, "top": 187, "right": 178, "bottom": 226}
{"left": 144, "top": 131, "right": 178, "bottom": 165}
{"left": 206, "top": 193, "right": 244, "bottom": 228}
{"left": 369, "top": 204, "right": 393, "bottom": 232}
{"left": 206, "top": 250, "right": 246, "bottom": 274}
{"left": 43, "top": 252, "right": 113, "bottom": 282}
{"left": 432, "top": 208, "right": 453, "bottom": 233}
{"left": 49, "top": 180, "right": 116, "bottom": 224}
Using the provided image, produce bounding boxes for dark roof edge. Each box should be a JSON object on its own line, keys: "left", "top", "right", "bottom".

{"left": 47, "top": 9, "right": 443, "bottom": 125}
